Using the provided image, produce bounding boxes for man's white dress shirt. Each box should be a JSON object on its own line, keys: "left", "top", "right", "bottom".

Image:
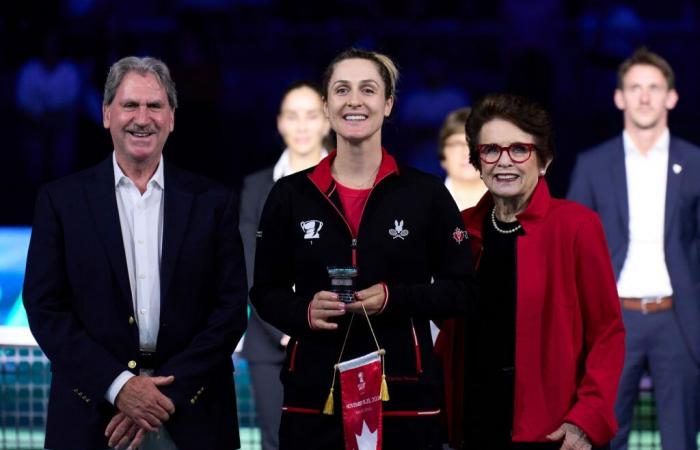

{"left": 106, "top": 153, "right": 178, "bottom": 449}
{"left": 106, "top": 152, "right": 164, "bottom": 403}
{"left": 617, "top": 129, "right": 674, "bottom": 298}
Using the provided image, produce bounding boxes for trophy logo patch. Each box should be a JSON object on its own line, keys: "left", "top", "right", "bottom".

{"left": 300, "top": 220, "right": 323, "bottom": 239}
{"left": 357, "top": 371, "right": 366, "bottom": 393}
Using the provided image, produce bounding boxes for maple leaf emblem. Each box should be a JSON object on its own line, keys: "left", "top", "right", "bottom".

{"left": 355, "top": 420, "right": 378, "bottom": 450}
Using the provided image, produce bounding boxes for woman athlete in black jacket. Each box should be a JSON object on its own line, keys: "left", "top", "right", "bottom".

{"left": 250, "top": 48, "right": 477, "bottom": 450}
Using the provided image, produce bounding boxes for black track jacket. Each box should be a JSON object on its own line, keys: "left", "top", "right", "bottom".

{"left": 250, "top": 150, "right": 477, "bottom": 414}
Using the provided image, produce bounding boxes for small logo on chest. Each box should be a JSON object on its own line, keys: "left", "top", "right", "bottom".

{"left": 389, "top": 220, "right": 409, "bottom": 240}
{"left": 452, "top": 227, "right": 467, "bottom": 244}
{"left": 300, "top": 220, "right": 323, "bottom": 239}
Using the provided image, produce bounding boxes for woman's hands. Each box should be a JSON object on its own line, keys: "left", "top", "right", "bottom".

{"left": 308, "top": 283, "right": 387, "bottom": 330}
{"left": 308, "top": 291, "right": 345, "bottom": 330}
{"left": 547, "top": 423, "right": 592, "bottom": 450}
{"left": 346, "top": 283, "right": 387, "bottom": 315}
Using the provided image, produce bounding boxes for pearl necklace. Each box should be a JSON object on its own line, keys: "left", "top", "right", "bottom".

{"left": 491, "top": 207, "right": 522, "bottom": 234}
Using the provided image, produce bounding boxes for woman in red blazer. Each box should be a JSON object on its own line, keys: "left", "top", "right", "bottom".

{"left": 438, "top": 93, "right": 625, "bottom": 450}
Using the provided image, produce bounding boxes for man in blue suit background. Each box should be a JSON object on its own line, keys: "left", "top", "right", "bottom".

{"left": 568, "top": 48, "right": 700, "bottom": 450}
{"left": 23, "top": 56, "right": 248, "bottom": 450}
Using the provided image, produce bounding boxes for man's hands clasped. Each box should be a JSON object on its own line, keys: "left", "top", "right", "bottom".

{"left": 106, "top": 375, "right": 175, "bottom": 449}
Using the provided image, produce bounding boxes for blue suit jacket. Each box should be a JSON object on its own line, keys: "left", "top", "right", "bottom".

{"left": 23, "top": 156, "right": 248, "bottom": 450}
{"left": 568, "top": 135, "right": 700, "bottom": 365}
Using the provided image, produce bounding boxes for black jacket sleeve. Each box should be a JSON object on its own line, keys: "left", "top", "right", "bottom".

{"left": 250, "top": 181, "right": 313, "bottom": 337}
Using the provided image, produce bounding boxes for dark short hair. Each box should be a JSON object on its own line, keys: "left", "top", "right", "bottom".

{"left": 466, "top": 93, "right": 554, "bottom": 171}
{"left": 437, "top": 107, "right": 471, "bottom": 160}
{"left": 322, "top": 48, "right": 399, "bottom": 101}
{"left": 617, "top": 47, "right": 675, "bottom": 90}
{"left": 103, "top": 56, "right": 177, "bottom": 108}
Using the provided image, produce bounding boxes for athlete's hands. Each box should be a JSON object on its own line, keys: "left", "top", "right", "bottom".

{"left": 308, "top": 291, "right": 346, "bottom": 330}
{"left": 346, "top": 283, "right": 386, "bottom": 316}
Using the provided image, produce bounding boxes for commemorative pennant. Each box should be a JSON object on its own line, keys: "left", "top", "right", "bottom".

{"left": 338, "top": 351, "right": 383, "bottom": 450}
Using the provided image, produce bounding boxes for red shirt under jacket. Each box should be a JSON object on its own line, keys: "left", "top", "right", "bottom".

{"left": 335, "top": 182, "right": 371, "bottom": 237}
{"left": 437, "top": 179, "right": 625, "bottom": 447}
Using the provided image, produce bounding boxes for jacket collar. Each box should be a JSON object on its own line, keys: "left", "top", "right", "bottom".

{"left": 273, "top": 148, "right": 329, "bottom": 182}
{"left": 86, "top": 156, "right": 194, "bottom": 315}
{"left": 85, "top": 157, "right": 133, "bottom": 314}
{"left": 466, "top": 177, "right": 551, "bottom": 240}
{"left": 664, "top": 136, "right": 684, "bottom": 239}
{"left": 611, "top": 132, "right": 684, "bottom": 239}
{"left": 112, "top": 151, "right": 165, "bottom": 190}
{"left": 307, "top": 148, "right": 399, "bottom": 194}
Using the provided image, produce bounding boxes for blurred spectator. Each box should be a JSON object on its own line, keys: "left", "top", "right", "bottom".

{"left": 437, "top": 107, "right": 486, "bottom": 211}
{"left": 579, "top": 2, "right": 644, "bottom": 63}
{"left": 399, "top": 58, "right": 470, "bottom": 175}
{"left": 500, "top": 0, "right": 563, "bottom": 108}
{"left": 168, "top": 29, "right": 227, "bottom": 180}
{"left": 15, "top": 32, "right": 80, "bottom": 181}
{"left": 399, "top": 58, "right": 469, "bottom": 128}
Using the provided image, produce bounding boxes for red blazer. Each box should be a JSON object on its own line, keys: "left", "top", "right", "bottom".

{"left": 437, "top": 179, "right": 624, "bottom": 447}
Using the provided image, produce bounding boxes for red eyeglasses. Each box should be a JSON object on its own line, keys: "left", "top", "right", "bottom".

{"left": 477, "top": 143, "right": 536, "bottom": 164}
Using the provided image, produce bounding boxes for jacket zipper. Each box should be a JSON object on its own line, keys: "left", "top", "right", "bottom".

{"left": 305, "top": 171, "right": 397, "bottom": 378}
{"left": 310, "top": 171, "right": 395, "bottom": 267}
{"left": 351, "top": 238, "right": 358, "bottom": 266}
{"left": 410, "top": 318, "right": 423, "bottom": 374}
{"left": 288, "top": 339, "right": 299, "bottom": 372}
{"left": 311, "top": 184, "right": 356, "bottom": 261}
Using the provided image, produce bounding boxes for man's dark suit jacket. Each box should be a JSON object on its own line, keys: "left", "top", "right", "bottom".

{"left": 23, "top": 156, "right": 248, "bottom": 450}
{"left": 239, "top": 166, "right": 286, "bottom": 365}
{"left": 568, "top": 135, "right": 700, "bottom": 365}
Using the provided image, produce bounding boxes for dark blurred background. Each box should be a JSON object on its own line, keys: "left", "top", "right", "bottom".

{"left": 2, "top": 0, "right": 699, "bottom": 224}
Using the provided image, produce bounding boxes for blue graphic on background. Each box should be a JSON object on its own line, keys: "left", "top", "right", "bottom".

{"left": 0, "top": 227, "right": 31, "bottom": 327}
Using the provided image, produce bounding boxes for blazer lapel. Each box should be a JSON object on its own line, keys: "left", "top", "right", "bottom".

{"left": 664, "top": 138, "right": 684, "bottom": 239}
{"left": 610, "top": 137, "right": 630, "bottom": 230}
{"left": 160, "top": 164, "right": 193, "bottom": 309}
{"left": 85, "top": 158, "right": 133, "bottom": 309}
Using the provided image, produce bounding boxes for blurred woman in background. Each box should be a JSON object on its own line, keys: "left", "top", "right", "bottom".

{"left": 239, "top": 81, "right": 330, "bottom": 450}
{"left": 438, "top": 107, "right": 486, "bottom": 210}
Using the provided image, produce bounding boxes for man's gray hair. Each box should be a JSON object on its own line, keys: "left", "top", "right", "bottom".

{"left": 103, "top": 56, "right": 178, "bottom": 108}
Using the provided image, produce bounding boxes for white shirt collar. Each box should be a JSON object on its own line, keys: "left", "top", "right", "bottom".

{"left": 113, "top": 152, "right": 165, "bottom": 190}
{"left": 623, "top": 128, "right": 670, "bottom": 157}
{"left": 444, "top": 176, "right": 454, "bottom": 194}
{"left": 272, "top": 148, "right": 329, "bottom": 182}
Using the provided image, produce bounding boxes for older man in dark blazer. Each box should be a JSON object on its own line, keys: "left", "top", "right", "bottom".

{"left": 23, "top": 56, "right": 247, "bottom": 450}
{"left": 568, "top": 48, "right": 700, "bottom": 450}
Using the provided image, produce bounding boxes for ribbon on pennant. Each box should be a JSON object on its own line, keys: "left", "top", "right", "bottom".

{"left": 338, "top": 351, "right": 383, "bottom": 450}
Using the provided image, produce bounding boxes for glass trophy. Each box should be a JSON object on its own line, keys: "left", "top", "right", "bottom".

{"left": 327, "top": 266, "right": 358, "bottom": 303}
